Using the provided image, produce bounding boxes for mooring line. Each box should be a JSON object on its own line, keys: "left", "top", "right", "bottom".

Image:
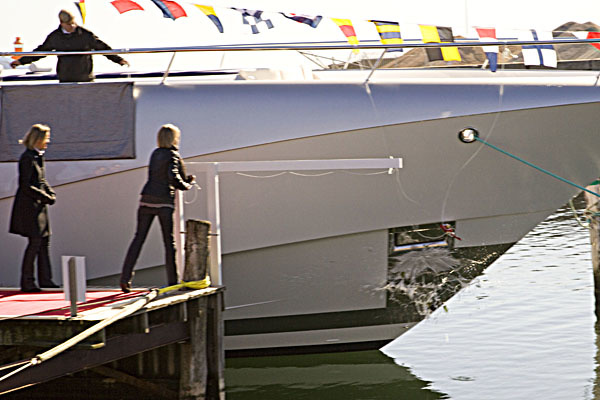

{"left": 474, "top": 136, "right": 600, "bottom": 198}
{"left": 0, "top": 289, "right": 158, "bottom": 385}
{"left": 0, "top": 278, "right": 212, "bottom": 384}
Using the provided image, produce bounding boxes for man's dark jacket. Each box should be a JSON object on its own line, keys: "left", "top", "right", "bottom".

{"left": 17, "top": 25, "right": 124, "bottom": 82}
{"left": 9, "top": 149, "right": 56, "bottom": 238}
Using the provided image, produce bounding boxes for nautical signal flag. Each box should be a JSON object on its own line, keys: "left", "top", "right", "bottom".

{"left": 233, "top": 9, "right": 274, "bottom": 34}
{"left": 572, "top": 31, "right": 600, "bottom": 51}
{"left": 370, "top": 20, "right": 403, "bottom": 52}
{"left": 111, "top": 0, "right": 144, "bottom": 14}
{"left": 150, "top": 0, "right": 187, "bottom": 20}
{"left": 331, "top": 18, "right": 359, "bottom": 53}
{"left": 520, "top": 29, "right": 557, "bottom": 68}
{"left": 74, "top": 0, "right": 86, "bottom": 24}
{"left": 194, "top": 4, "right": 223, "bottom": 33}
{"left": 476, "top": 27, "right": 499, "bottom": 72}
{"left": 419, "top": 25, "right": 461, "bottom": 62}
{"left": 281, "top": 13, "right": 322, "bottom": 28}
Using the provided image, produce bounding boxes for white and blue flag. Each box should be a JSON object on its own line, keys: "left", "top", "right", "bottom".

{"left": 520, "top": 29, "right": 557, "bottom": 68}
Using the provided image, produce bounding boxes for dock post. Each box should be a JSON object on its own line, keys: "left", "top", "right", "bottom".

{"left": 68, "top": 257, "right": 78, "bottom": 317}
{"left": 585, "top": 182, "right": 600, "bottom": 317}
{"left": 206, "top": 290, "right": 225, "bottom": 400}
{"left": 182, "top": 220, "right": 210, "bottom": 284}
{"left": 180, "top": 219, "right": 224, "bottom": 400}
{"left": 62, "top": 256, "right": 86, "bottom": 317}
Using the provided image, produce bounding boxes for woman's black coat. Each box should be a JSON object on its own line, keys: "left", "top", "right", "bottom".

{"left": 140, "top": 147, "right": 192, "bottom": 205}
{"left": 9, "top": 149, "right": 56, "bottom": 238}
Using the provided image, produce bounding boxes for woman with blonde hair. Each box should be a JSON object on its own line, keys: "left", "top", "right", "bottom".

{"left": 9, "top": 124, "right": 58, "bottom": 292}
{"left": 119, "top": 124, "right": 194, "bottom": 292}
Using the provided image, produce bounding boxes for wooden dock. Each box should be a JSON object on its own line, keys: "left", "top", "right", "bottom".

{"left": 0, "top": 220, "right": 224, "bottom": 400}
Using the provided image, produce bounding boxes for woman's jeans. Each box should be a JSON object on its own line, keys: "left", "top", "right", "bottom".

{"left": 21, "top": 236, "right": 53, "bottom": 289}
{"left": 120, "top": 206, "right": 178, "bottom": 286}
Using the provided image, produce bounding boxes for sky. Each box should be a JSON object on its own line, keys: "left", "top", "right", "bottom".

{"left": 1, "top": 0, "right": 600, "bottom": 73}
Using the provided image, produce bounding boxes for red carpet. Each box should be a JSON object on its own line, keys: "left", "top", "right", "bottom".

{"left": 0, "top": 290, "right": 147, "bottom": 319}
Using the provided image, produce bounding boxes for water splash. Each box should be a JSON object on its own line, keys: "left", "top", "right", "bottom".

{"left": 383, "top": 248, "right": 482, "bottom": 316}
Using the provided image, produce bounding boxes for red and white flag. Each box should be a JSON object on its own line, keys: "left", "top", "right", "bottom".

{"left": 572, "top": 31, "right": 600, "bottom": 51}
{"left": 476, "top": 27, "right": 499, "bottom": 72}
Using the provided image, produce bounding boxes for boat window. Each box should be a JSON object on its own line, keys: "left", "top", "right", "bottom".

{"left": 389, "top": 222, "right": 456, "bottom": 255}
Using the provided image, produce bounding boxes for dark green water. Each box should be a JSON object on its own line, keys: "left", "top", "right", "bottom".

{"left": 225, "top": 350, "right": 447, "bottom": 399}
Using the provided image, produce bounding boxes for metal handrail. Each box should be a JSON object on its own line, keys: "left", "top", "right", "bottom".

{"left": 1, "top": 37, "right": 599, "bottom": 58}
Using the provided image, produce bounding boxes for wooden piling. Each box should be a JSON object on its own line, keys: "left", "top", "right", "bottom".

{"left": 183, "top": 220, "right": 210, "bottom": 283}
{"left": 179, "top": 219, "right": 225, "bottom": 400}
{"left": 585, "top": 182, "right": 600, "bottom": 317}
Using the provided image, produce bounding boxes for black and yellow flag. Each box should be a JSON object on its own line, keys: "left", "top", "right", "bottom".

{"left": 74, "top": 0, "right": 86, "bottom": 24}
{"left": 419, "top": 25, "right": 461, "bottom": 61}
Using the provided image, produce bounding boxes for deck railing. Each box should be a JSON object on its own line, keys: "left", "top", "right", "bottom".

{"left": 2, "top": 37, "right": 600, "bottom": 82}
{"left": 2, "top": 37, "right": 600, "bottom": 57}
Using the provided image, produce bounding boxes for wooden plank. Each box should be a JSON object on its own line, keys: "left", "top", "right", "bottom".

{"left": 0, "top": 321, "right": 189, "bottom": 396}
{"left": 0, "top": 321, "right": 102, "bottom": 347}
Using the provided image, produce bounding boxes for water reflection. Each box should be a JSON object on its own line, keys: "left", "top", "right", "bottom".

{"left": 384, "top": 197, "right": 597, "bottom": 399}
{"left": 226, "top": 350, "right": 448, "bottom": 399}
{"left": 225, "top": 197, "right": 599, "bottom": 399}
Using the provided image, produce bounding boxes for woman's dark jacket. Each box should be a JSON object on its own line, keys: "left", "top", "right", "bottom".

{"left": 140, "top": 147, "right": 192, "bottom": 205}
{"left": 9, "top": 149, "right": 56, "bottom": 238}
{"left": 17, "top": 25, "right": 125, "bottom": 82}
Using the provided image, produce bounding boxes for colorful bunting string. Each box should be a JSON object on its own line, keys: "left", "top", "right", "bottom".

{"left": 520, "top": 29, "right": 557, "bottom": 68}
{"left": 110, "top": 0, "right": 144, "bottom": 14}
{"left": 232, "top": 9, "right": 274, "bottom": 34}
{"left": 150, "top": 0, "right": 187, "bottom": 20}
{"left": 194, "top": 4, "right": 224, "bottom": 33}
{"left": 74, "top": 0, "right": 86, "bottom": 24}
{"left": 281, "top": 13, "right": 322, "bottom": 28}
{"left": 47, "top": 2, "right": 600, "bottom": 69}
{"left": 370, "top": 20, "right": 403, "bottom": 52}
{"left": 476, "top": 27, "right": 499, "bottom": 72}
{"left": 331, "top": 18, "right": 359, "bottom": 53}
{"left": 572, "top": 31, "right": 600, "bottom": 51}
{"left": 419, "top": 25, "right": 461, "bottom": 62}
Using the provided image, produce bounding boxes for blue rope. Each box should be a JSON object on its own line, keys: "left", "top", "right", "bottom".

{"left": 474, "top": 136, "right": 600, "bottom": 198}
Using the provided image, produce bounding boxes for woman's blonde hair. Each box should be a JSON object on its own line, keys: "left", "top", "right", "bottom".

{"left": 20, "top": 124, "right": 50, "bottom": 150}
{"left": 157, "top": 124, "right": 181, "bottom": 148}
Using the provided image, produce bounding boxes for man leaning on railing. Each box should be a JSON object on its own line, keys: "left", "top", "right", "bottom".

{"left": 10, "top": 9, "right": 129, "bottom": 83}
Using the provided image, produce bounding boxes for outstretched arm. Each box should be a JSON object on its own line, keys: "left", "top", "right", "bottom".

{"left": 12, "top": 32, "right": 56, "bottom": 67}
{"left": 91, "top": 33, "right": 129, "bottom": 66}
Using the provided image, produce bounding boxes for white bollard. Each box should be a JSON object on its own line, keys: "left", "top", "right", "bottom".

{"left": 61, "top": 256, "right": 87, "bottom": 304}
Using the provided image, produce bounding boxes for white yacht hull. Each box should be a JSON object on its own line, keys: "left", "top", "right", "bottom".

{"left": 1, "top": 69, "right": 600, "bottom": 352}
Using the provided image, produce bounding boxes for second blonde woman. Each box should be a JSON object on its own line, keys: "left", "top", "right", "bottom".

{"left": 119, "top": 124, "right": 194, "bottom": 292}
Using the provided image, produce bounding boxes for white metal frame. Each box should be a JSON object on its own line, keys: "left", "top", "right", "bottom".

{"left": 178, "top": 158, "right": 402, "bottom": 285}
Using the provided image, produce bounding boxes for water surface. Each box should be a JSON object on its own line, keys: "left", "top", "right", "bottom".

{"left": 226, "top": 199, "right": 598, "bottom": 399}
